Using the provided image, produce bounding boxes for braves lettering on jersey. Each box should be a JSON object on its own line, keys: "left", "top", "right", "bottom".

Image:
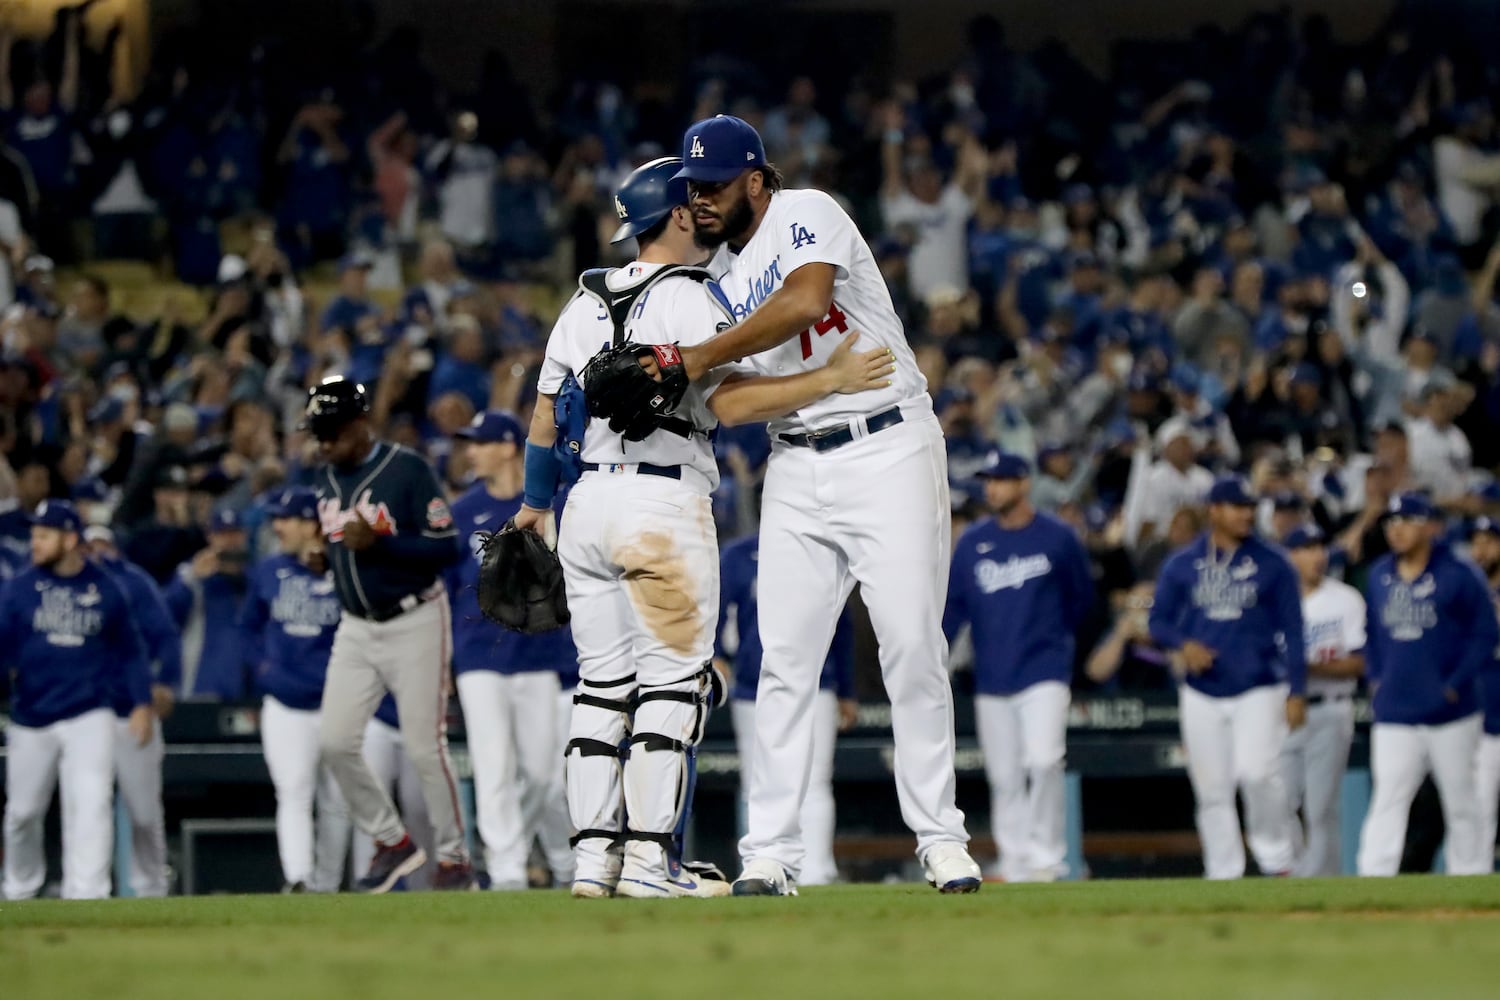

{"left": 537, "top": 262, "right": 736, "bottom": 483}
{"left": 1150, "top": 534, "right": 1307, "bottom": 697}
{"left": 1364, "top": 545, "right": 1497, "bottom": 726}
{"left": 706, "top": 189, "right": 928, "bottom": 436}
{"left": 315, "top": 441, "right": 463, "bottom": 616}
{"left": 716, "top": 536, "right": 854, "bottom": 701}
{"left": 97, "top": 554, "right": 183, "bottom": 707}
{"left": 0, "top": 561, "right": 151, "bottom": 728}
{"left": 240, "top": 553, "right": 343, "bottom": 711}
{"left": 944, "top": 513, "right": 1094, "bottom": 695}
{"left": 1300, "top": 577, "right": 1367, "bottom": 699}
{"left": 445, "top": 483, "right": 577, "bottom": 675}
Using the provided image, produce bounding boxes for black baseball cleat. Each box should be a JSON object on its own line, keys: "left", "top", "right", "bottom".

{"left": 355, "top": 835, "right": 427, "bottom": 894}
{"left": 731, "top": 859, "right": 798, "bottom": 897}
{"left": 432, "top": 861, "right": 479, "bottom": 892}
{"left": 281, "top": 881, "right": 308, "bottom": 894}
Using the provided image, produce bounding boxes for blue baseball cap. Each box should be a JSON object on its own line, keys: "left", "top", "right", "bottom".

{"left": 673, "top": 116, "right": 767, "bottom": 184}
{"left": 271, "top": 487, "right": 319, "bottom": 522}
{"left": 1283, "top": 523, "right": 1325, "bottom": 549}
{"left": 1471, "top": 515, "right": 1500, "bottom": 539}
{"left": 1207, "top": 475, "right": 1256, "bottom": 507}
{"left": 30, "top": 499, "right": 81, "bottom": 533}
{"left": 1388, "top": 492, "right": 1437, "bottom": 521}
{"left": 1271, "top": 489, "right": 1307, "bottom": 512}
{"left": 456, "top": 410, "right": 523, "bottom": 444}
{"left": 976, "top": 451, "right": 1032, "bottom": 480}
{"left": 209, "top": 508, "right": 243, "bottom": 533}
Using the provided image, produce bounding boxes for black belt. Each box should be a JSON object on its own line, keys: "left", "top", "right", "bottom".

{"left": 581, "top": 462, "right": 682, "bottom": 479}
{"left": 1305, "top": 693, "right": 1351, "bottom": 706}
{"left": 357, "top": 586, "right": 441, "bottom": 623}
{"left": 778, "top": 406, "right": 904, "bottom": 453}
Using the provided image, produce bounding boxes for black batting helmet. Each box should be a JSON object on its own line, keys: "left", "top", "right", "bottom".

{"left": 300, "top": 375, "right": 370, "bottom": 441}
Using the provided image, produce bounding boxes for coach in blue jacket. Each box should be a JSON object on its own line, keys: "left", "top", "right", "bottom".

{"left": 1150, "top": 474, "right": 1306, "bottom": 880}
{"left": 944, "top": 452, "right": 1093, "bottom": 882}
{"left": 1355, "top": 492, "right": 1496, "bottom": 877}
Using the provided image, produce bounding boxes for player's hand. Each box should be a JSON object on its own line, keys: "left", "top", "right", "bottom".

{"left": 1180, "top": 640, "right": 1216, "bottom": 675}
{"left": 513, "top": 505, "right": 558, "bottom": 550}
{"left": 189, "top": 547, "right": 219, "bottom": 580}
{"left": 838, "top": 698, "right": 859, "bottom": 732}
{"left": 300, "top": 540, "right": 328, "bottom": 575}
{"left": 341, "top": 511, "right": 377, "bottom": 552}
{"left": 824, "top": 331, "right": 895, "bottom": 395}
{"left": 1285, "top": 694, "right": 1307, "bottom": 731}
{"left": 128, "top": 705, "right": 154, "bottom": 747}
{"left": 151, "top": 684, "right": 175, "bottom": 720}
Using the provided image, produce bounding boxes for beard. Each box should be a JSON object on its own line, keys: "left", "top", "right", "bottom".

{"left": 694, "top": 192, "right": 755, "bottom": 249}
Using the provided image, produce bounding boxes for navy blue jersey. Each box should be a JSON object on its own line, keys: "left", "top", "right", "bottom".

{"left": 443, "top": 482, "right": 577, "bottom": 676}
{"left": 0, "top": 561, "right": 151, "bottom": 728}
{"left": 164, "top": 569, "right": 252, "bottom": 700}
{"left": 240, "top": 553, "right": 342, "bottom": 711}
{"left": 96, "top": 553, "right": 182, "bottom": 702}
{"left": 1485, "top": 581, "right": 1500, "bottom": 737}
{"left": 1150, "top": 534, "right": 1307, "bottom": 698}
{"left": 716, "top": 536, "right": 855, "bottom": 702}
{"left": 944, "top": 513, "right": 1095, "bottom": 695}
{"left": 315, "top": 441, "right": 464, "bottom": 617}
{"left": 1365, "top": 546, "right": 1498, "bottom": 727}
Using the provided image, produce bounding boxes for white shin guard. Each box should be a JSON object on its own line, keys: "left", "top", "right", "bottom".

{"left": 565, "top": 678, "right": 636, "bottom": 881}
{"left": 622, "top": 672, "right": 708, "bottom": 876}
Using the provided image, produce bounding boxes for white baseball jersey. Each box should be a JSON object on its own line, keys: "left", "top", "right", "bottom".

{"left": 707, "top": 189, "right": 927, "bottom": 437}
{"left": 539, "top": 262, "right": 736, "bottom": 485}
{"left": 1301, "top": 577, "right": 1367, "bottom": 699}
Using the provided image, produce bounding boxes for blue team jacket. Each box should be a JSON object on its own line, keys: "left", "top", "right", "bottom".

{"left": 240, "top": 553, "right": 343, "bottom": 711}
{"left": 716, "top": 535, "right": 855, "bottom": 702}
{"left": 0, "top": 561, "right": 151, "bottom": 728}
{"left": 1365, "top": 545, "right": 1498, "bottom": 726}
{"left": 97, "top": 554, "right": 183, "bottom": 710}
{"left": 443, "top": 482, "right": 578, "bottom": 677}
{"left": 943, "top": 513, "right": 1095, "bottom": 695}
{"left": 1485, "top": 582, "right": 1500, "bottom": 737}
{"left": 1150, "top": 533, "right": 1307, "bottom": 697}
{"left": 164, "top": 568, "right": 253, "bottom": 700}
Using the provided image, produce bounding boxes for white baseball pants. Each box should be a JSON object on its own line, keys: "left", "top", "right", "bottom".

{"left": 261, "top": 696, "right": 353, "bottom": 890}
{"left": 351, "top": 718, "right": 436, "bottom": 889}
{"left": 1357, "top": 714, "right": 1486, "bottom": 876}
{"left": 741, "top": 413, "right": 967, "bottom": 878}
{"left": 733, "top": 691, "right": 840, "bottom": 885}
{"left": 113, "top": 715, "right": 168, "bottom": 896}
{"left": 4, "top": 708, "right": 116, "bottom": 899}
{"left": 1278, "top": 697, "right": 1355, "bottom": 877}
{"left": 533, "top": 686, "right": 577, "bottom": 883}
{"left": 1477, "top": 733, "right": 1500, "bottom": 872}
{"left": 1180, "top": 683, "right": 1294, "bottom": 879}
{"left": 975, "top": 681, "right": 1071, "bottom": 882}
{"left": 456, "top": 669, "right": 565, "bottom": 889}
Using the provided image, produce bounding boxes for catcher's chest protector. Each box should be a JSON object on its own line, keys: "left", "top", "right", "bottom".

{"left": 576, "top": 264, "right": 717, "bottom": 349}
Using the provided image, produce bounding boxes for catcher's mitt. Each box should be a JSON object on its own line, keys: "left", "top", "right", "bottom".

{"left": 581, "top": 341, "right": 690, "bottom": 442}
{"left": 476, "top": 519, "right": 570, "bottom": 634}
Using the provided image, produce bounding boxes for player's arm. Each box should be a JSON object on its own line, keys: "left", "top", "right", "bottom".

{"left": 1447, "top": 567, "right": 1499, "bottom": 700}
{"left": 105, "top": 581, "right": 155, "bottom": 744}
{"left": 1310, "top": 651, "right": 1366, "bottom": 679}
{"left": 711, "top": 549, "right": 738, "bottom": 681}
{"left": 1271, "top": 559, "right": 1307, "bottom": 697}
{"left": 1060, "top": 532, "right": 1097, "bottom": 632}
{"left": 517, "top": 392, "right": 561, "bottom": 532}
{"left": 1364, "top": 587, "right": 1384, "bottom": 692}
{"left": 707, "top": 331, "right": 895, "bottom": 426}
{"left": 941, "top": 548, "right": 971, "bottom": 643}
{"left": 361, "top": 459, "right": 464, "bottom": 570}
{"left": 133, "top": 572, "right": 184, "bottom": 703}
{"left": 681, "top": 262, "right": 836, "bottom": 379}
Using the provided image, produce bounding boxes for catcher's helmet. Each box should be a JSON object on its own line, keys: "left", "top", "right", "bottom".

{"left": 609, "top": 156, "right": 689, "bottom": 245}
{"left": 300, "top": 375, "right": 370, "bottom": 440}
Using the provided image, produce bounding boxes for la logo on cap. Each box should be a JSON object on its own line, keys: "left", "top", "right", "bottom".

{"left": 614, "top": 195, "right": 627, "bottom": 220}
{"left": 689, "top": 135, "right": 705, "bottom": 158}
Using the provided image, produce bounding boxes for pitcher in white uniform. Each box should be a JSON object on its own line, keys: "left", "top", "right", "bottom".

{"left": 668, "top": 115, "right": 980, "bottom": 895}
{"left": 515, "top": 156, "right": 896, "bottom": 898}
{"left": 1278, "top": 524, "right": 1366, "bottom": 877}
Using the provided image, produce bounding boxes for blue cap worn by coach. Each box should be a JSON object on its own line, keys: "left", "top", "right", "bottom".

{"left": 30, "top": 500, "right": 81, "bottom": 533}
{"left": 456, "top": 410, "right": 523, "bottom": 444}
{"left": 611, "top": 157, "right": 689, "bottom": 244}
{"left": 272, "top": 487, "right": 319, "bottom": 521}
{"left": 673, "top": 115, "right": 766, "bottom": 183}
{"left": 1473, "top": 515, "right": 1500, "bottom": 539}
{"left": 1283, "top": 524, "right": 1326, "bottom": 549}
{"left": 210, "top": 508, "right": 243, "bottom": 533}
{"left": 976, "top": 452, "right": 1032, "bottom": 480}
{"left": 1207, "top": 475, "right": 1256, "bottom": 506}
{"left": 1388, "top": 492, "right": 1437, "bottom": 520}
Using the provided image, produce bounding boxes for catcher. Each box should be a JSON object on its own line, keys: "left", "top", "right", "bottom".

{"left": 511, "top": 156, "right": 893, "bottom": 899}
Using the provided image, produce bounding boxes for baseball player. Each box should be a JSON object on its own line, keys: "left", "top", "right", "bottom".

{"left": 1469, "top": 516, "right": 1500, "bottom": 864}
{"left": 717, "top": 534, "right": 857, "bottom": 887}
{"left": 303, "top": 375, "right": 474, "bottom": 892}
{"left": 350, "top": 695, "right": 437, "bottom": 891}
{"left": 1149, "top": 475, "right": 1307, "bottom": 880}
{"left": 1, "top": 501, "right": 152, "bottom": 900}
{"left": 943, "top": 453, "right": 1094, "bottom": 883}
{"left": 664, "top": 115, "right": 981, "bottom": 894}
{"left": 240, "top": 487, "right": 349, "bottom": 893}
{"left": 448, "top": 409, "right": 578, "bottom": 890}
{"left": 86, "top": 526, "right": 181, "bottom": 898}
{"left": 1356, "top": 493, "right": 1496, "bottom": 877}
{"left": 1278, "top": 524, "right": 1366, "bottom": 877}
{"left": 514, "top": 155, "right": 895, "bottom": 898}
{"left": 163, "top": 509, "right": 253, "bottom": 700}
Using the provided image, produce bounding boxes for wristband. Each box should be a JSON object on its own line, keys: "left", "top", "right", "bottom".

{"left": 523, "top": 441, "right": 561, "bottom": 510}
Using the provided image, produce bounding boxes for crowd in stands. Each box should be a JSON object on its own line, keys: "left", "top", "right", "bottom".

{"left": 0, "top": 4, "right": 1496, "bottom": 699}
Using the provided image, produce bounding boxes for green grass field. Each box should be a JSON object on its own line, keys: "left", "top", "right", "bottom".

{"left": 5, "top": 878, "right": 1500, "bottom": 1000}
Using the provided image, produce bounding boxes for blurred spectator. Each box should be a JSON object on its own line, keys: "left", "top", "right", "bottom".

{"left": 164, "top": 508, "right": 252, "bottom": 700}
{"left": 425, "top": 110, "right": 497, "bottom": 265}
{"left": 276, "top": 92, "right": 353, "bottom": 269}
